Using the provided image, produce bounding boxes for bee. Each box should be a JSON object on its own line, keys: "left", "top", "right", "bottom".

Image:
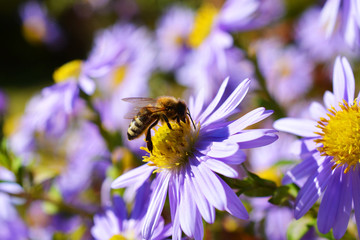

{"left": 123, "top": 96, "right": 195, "bottom": 152}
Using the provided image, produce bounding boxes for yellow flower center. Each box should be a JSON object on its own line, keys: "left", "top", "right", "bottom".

{"left": 112, "top": 66, "right": 127, "bottom": 87}
{"left": 53, "top": 60, "right": 83, "bottom": 83}
{"left": 187, "top": 3, "right": 218, "bottom": 48}
{"left": 109, "top": 234, "right": 126, "bottom": 240}
{"left": 315, "top": 100, "right": 360, "bottom": 173}
{"left": 141, "top": 121, "right": 199, "bottom": 172}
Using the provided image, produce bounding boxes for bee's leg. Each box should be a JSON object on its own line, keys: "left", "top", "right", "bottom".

{"left": 176, "top": 116, "right": 180, "bottom": 124}
{"left": 162, "top": 115, "right": 172, "bottom": 129}
{"left": 146, "top": 119, "right": 159, "bottom": 152}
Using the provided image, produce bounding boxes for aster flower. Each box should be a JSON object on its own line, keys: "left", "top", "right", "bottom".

{"left": 156, "top": 5, "right": 194, "bottom": 72}
{"left": 320, "top": 0, "right": 360, "bottom": 49}
{"left": 92, "top": 185, "right": 171, "bottom": 240}
{"left": 255, "top": 38, "right": 313, "bottom": 106}
{"left": 19, "top": 1, "right": 64, "bottom": 49}
{"left": 296, "top": 7, "right": 352, "bottom": 62}
{"left": 112, "top": 78, "right": 278, "bottom": 239}
{"left": 274, "top": 56, "right": 360, "bottom": 239}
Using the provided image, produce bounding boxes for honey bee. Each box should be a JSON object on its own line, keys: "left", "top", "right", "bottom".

{"left": 123, "top": 96, "right": 195, "bottom": 152}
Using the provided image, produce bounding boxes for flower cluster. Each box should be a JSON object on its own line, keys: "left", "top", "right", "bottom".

{"left": 1, "top": 0, "right": 360, "bottom": 239}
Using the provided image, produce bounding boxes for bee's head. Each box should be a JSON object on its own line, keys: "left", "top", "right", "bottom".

{"left": 176, "top": 100, "right": 187, "bottom": 123}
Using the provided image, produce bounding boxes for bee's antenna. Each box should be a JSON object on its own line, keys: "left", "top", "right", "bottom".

{"left": 187, "top": 108, "right": 196, "bottom": 130}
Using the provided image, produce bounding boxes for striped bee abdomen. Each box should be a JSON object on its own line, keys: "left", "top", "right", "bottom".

{"left": 127, "top": 113, "right": 154, "bottom": 140}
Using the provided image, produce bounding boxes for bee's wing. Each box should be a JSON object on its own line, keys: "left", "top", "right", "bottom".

{"left": 122, "top": 97, "right": 158, "bottom": 119}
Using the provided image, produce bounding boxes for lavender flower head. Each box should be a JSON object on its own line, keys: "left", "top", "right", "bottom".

{"left": 92, "top": 185, "right": 171, "bottom": 240}
{"left": 156, "top": 6, "right": 194, "bottom": 72}
{"left": 255, "top": 38, "right": 313, "bottom": 106}
{"left": 320, "top": 0, "right": 360, "bottom": 49}
{"left": 296, "top": 7, "right": 352, "bottom": 62}
{"left": 274, "top": 56, "right": 360, "bottom": 239}
{"left": 112, "top": 78, "right": 278, "bottom": 239}
{"left": 19, "top": 1, "right": 63, "bottom": 48}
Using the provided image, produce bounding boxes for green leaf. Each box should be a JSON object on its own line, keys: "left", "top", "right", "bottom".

{"left": 287, "top": 216, "right": 315, "bottom": 240}
{"left": 268, "top": 185, "right": 291, "bottom": 206}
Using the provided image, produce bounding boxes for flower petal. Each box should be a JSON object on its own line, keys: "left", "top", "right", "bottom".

{"left": 190, "top": 160, "right": 226, "bottom": 210}
{"left": 294, "top": 159, "right": 333, "bottom": 219}
{"left": 199, "top": 77, "right": 229, "bottom": 122}
{"left": 231, "top": 129, "right": 278, "bottom": 149}
{"left": 273, "top": 118, "right": 318, "bottom": 137}
{"left": 179, "top": 176, "right": 204, "bottom": 240}
{"left": 206, "top": 141, "right": 239, "bottom": 158}
{"left": 317, "top": 169, "right": 341, "bottom": 234}
{"left": 332, "top": 170, "right": 352, "bottom": 239}
{"left": 188, "top": 171, "right": 215, "bottom": 223}
{"left": 169, "top": 175, "right": 182, "bottom": 240}
{"left": 352, "top": 168, "right": 360, "bottom": 239}
{"left": 203, "top": 79, "right": 250, "bottom": 125}
{"left": 309, "top": 102, "right": 327, "bottom": 121}
{"left": 142, "top": 172, "right": 170, "bottom": 239}
{"left": 319, "top": 0, "right": 340, "bottom": 37}
{"left": 333, "top": 56, "right": 355, "bottom": 103}
{"left": 228, "top": 107, "right": 273, "bottom": 135}
{"left": 203, "top": 159, "right": 238, "bottom": 178}
{"left": 218, "top": 176, "right": 249, "bottom": 219}
{"left": 111, "top": 164, "right": 155, "bottom": 189}
{"left": 216, "top": 149, "right": 246, "bottom": 164}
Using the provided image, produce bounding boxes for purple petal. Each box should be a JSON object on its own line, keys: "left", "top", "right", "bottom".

{"left": 352, "top": 168, "right": 360, "bottom": 239}
{"left": 79, "top": 76, "right": 96, "bottom": 95}
{"left": 179, "top": 177, "right": 204, "bottom": 239}
{"left": 198, "top": 77, "right": 229, "bottom": 122}
{"left": 206, "top": 141, "right": 239, "bottom": 158}
{"left": 218, "top": 175, "right": 249, "bottom": 219}
{"left": 216, "top": 149, "right": 246, "bottom": 164}
{"left": 191, "top": 160, "right": 226, "bottom": 210}
{"left": 309, "top": 102, "right": 327, "bottom": 121}
{"left": 319, "top": 0, "right": 340, "bottom": 37}
{"left": 189, "top": 88, "right": 204, "bottom": 121}
{"left": 111, "top": 164, "right": 155, "bottom": 189}
{"left": 188, "top": 171, "right": 215, "bottom": 223}
{"left": 324, "top": 90, "right": 336, "bottom": 109}
{"left": 203, "top": 79, "right": 250, "bottom": 125}
{"left": 273, "top": 118, "right": 318, "bottom": 137}
{"left": 332, "top": 170, "right": 352, "bottom": 239}
{"left": 203, "top": 159, "right": 238, "bottom": 178}
{"left": 228, "top": 107, "right": 273, "bottom": 134}
{"left": 169, "top": 175, "right": 182, "bottom": 240}
{"left": 333, "top": 56, "right": 355, "bottom": 103}
{"left": 142, "top": 172, "right": 170, "bottom": 239}
{"left": 317, "top": 169, "right": 341, "bottom": 234}
{"left": 235, "top": 130, "right": 278, "bottom": 149}
{"left": 294, "top": 160, "right": 333, "bottom": 219}
{"left": 282, "top": 153, "right": 323, "bottom": 185}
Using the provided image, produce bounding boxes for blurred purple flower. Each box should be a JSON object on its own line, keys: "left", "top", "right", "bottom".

{"left": 57, "top": 122, "right": 110, "bottom": 202}
{"left": 0, "top": 90, "right": 7, "bottom": 116}
{"left": 274, "top": 56, "right": 360, "bottom": 239}
{"left": 255, "top": 38, "right": 313, "bottom": 106}
{"left": 92, "top": 185, "right": 171, "bottom": 240}
{"left": 19, "top": 1, "right": 64, "bottom": 49}
{"left": 0, "top": 168, "right": 28, "bottom": 240}
{"left": 112, "top": 78, "right": 278, "bottom": 239}
{"left": 83, "top": 23, "right": 155, "bottom": 132}
{"left": 218, "top": 0, "right": 284, "bottom": 32}
{"left": 320, "top": 0, "right": 360, "bottom": 49}
{"left": 156, "top": 6, "right": 194, "bottom": 71}
{"left": 296, "top": 7, "right": 352, "bottom": 62}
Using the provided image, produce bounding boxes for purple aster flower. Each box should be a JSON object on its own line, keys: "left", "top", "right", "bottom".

{"left": 0, "top": 168, "right": 28, "bottom": 240}
{"left": 84, "top": 23, "right": 155, "bottom": 132}
{"left": 274, "top": 56, "right": 360, "bottom": 239}
{"left": 218, "top": 0, "right": 284, "bottom": 32}
{"left": 92, "top": 185, "right": 171, "bottom": 240}
{"left": 19, "top": 1, "right": 64, "bottom": 49}
{"left": 255, "top": 38, "right": 313, "bottom": 106}
{"left": 112, "top": 78, "right": 278, "bottom": 239}
{"left": 156, "top": 5, "right": 194, "bottom": 72}
{"left": 56, "top": 122, "right": 109, "bottom": 202}
{"left": 320, "top": 0, "right": 360, "bottom": 49}
{"left": 296, "top": 7, "right": 352, "bottom": 62}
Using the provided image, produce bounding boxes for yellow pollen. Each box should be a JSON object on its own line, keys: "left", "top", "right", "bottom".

{"left": 112, "top": 66, "right": 127, "bottom": 87}
{"left": 314, "top": 100, "right": 360, "bottom": 173}
{"left": 53, "top": 60, "right": 83, "bottom": 83}
{"left": 187, "top": 3, "right": 218, "bottom": 48}
{"left": 141, "top": 121, "right": 199, "bottom": 171}
{"left": 109, "top": 234, "right": 126, "bottom": 240}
